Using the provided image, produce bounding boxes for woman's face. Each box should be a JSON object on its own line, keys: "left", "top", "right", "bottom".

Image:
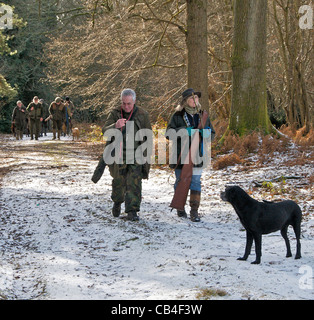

{"left": 186, "top": 95, "right": 199, "bottom": 108}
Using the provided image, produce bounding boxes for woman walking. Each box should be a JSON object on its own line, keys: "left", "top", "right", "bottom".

{"left": 166, "top": 88, "right": 215, "bottom": 222}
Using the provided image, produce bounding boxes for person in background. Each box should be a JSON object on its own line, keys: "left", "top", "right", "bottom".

{"left": 49, "top": 97, "right": 66, "bottom": 140}
{"left": 39, "top": 99, "right": 49, "bottom": 137}
{"left": 65, "top": 97, "right": 75, "bottom": 135}
{"left": 12, "top": 100, "right": 27, "bottom": 140}
{"left": 27, "top": 96, "right": 43, "bottom": 140}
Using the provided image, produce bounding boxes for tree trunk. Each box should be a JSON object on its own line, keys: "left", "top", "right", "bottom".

{"left": 186, "top": 0, "right": 209, "bottom": 112}
{"left": 229, "top": 0, "right": 271, "bottom": 135}
{"left": 273, "top": 0, "right": 311, "bottom": 133}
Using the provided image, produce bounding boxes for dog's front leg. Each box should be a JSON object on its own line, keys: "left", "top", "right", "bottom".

{"left": 251, "top": 233, "right": 262, "bottom": 264}
{"left": 238, "top": 230, "right": 253, "bottom": 261}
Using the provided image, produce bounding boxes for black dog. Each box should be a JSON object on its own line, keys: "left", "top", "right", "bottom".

{"left": 220, "top": 186, "right": 302, "bottom": 264}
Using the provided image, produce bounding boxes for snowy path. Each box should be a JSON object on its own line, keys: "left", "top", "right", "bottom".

{"left": 0, "top": 133, "right": 313, "bottom": 300}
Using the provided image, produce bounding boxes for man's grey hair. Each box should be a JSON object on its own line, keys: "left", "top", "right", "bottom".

{"left": 121, "top": 88, "right": 136, "bottom": 102}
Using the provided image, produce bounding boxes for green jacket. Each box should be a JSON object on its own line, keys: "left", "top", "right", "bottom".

{"left": 49, "top": 102, "right": 66, "bottom": 121}
{"left": 27, "top": 102, "right": 43, "bottom": 120}
{"left": 102, "top": 105, "right": 152, "bottom": 179}
{"left": 12, "top": 106, "right": 27, "bottom": 128}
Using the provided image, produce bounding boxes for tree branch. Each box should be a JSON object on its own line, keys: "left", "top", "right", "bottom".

{"left": 129, "top": 14, "right": 186, "bottom": 34}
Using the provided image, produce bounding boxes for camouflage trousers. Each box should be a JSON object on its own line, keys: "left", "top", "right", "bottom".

{"left": 111, "top": 164, "right": 143, "bottom": 213}
{"left": 29, "top": 119, "right": 41, "bottom": 140}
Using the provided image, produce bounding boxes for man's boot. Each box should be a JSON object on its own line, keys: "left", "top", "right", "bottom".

{"left": 53, "top": 129, "right": 56, "bottom": 140}
{"left": 190, "top": 190, "right": 201, "bottom": 222}
{"left": 57, "top": 130, "right": 61, "bottom": 140}
{"left": 112, "top": 203, "right": 121, "bottom": 217}
{"left": 127, "top": 211, "right": 139, "bottom": 221}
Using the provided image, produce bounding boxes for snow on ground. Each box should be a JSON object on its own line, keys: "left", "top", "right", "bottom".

{"left": 0, "top": 133, "right": 313, "bottom": 300}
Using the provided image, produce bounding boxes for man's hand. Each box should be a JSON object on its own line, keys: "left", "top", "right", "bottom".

{"left": 115, "top": 118, "right": 127, "bottom": 129}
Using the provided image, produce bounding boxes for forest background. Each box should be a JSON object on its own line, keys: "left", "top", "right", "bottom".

{"left": 0, "top": 0, "right": 313, "bottom": 141}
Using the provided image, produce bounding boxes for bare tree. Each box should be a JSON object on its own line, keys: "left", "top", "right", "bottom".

{"left": 228, "top": 0, "right": 272, "bottom": 135}
{"left": 271, "top": 0, "right": 312, "bottom": 132}
{"left": 186, "top": 0, "right": 209, "bottom": 111}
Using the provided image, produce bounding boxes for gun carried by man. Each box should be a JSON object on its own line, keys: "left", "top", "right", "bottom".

{"left": 92, "top": 155, "right": 106, "bottom": 184}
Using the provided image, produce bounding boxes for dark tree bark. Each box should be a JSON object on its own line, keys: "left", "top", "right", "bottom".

{"left": 186, "top": 0, "right": 209, "bottom": 111}
{"left": 229, "top": 0, "right": 272, "bottom": 135}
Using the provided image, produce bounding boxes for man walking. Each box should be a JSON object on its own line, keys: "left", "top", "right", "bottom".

{"left": 102, "top": 89, "right": 152, "bottom": 221}
{"left": 12, "top": 100, "right": 27, "bottom": 140}
{"left": 27, "top": 96, "right": 43, "bottom": 140}
{"left": 39, "top": 99, "right": 49, "bottom": 136}
{"left": 49, "top": 97, "right": 66, "bottom": 140}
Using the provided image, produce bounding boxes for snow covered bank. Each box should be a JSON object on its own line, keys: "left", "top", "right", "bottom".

{"left": 0, "top": 133, "right": 313, "bottom": 299}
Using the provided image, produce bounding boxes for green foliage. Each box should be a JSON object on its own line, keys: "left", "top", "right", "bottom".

{"left": 0, "top": 1, "right": 59, "bottom": 132}
{"left": 0, "top": 2, "right": 25, "bottom": 55}
{"left": 0, "top": 74, "right": 17, "bottom": 100}
{"left": 0, "top": 3, "right": 25, "bottom": 103}
{"left": 0, "top": 3, "right": 24, "bottom": 127}
{"left": 0, "top": 99, "right": 14, "bottom": 133}
{"left": 261, "top": 181, "right": 274, "bottom": 190}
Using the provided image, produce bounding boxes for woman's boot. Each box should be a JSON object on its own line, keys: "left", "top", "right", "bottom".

{"left": 190, "top": 190, "right": 201, "bottom": 222}
{"left": 177, "top": 209, "right": 187, "bottom": 218}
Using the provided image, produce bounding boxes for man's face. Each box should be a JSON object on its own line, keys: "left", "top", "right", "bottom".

{"left": 121, "top": 95, "right": 135, "bottom": 113}
{"left": 34, "top": 99, "right": 39, "bottom": 105}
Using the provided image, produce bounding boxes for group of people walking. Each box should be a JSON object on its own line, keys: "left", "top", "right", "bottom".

{"left": 12, "top": 96, "right": 74, "bottom": 140}
{"left": 13, "top": 88, "right": 215, "bottom": 222}
{"left": 100, "top": 88, "right": 215, "bottom": 222}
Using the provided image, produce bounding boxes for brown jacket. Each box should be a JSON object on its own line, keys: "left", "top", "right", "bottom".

{"left": 49, "top": 102, "right": 66, "bottom": 121}
{"left": 27, "top": 102, "right": 43, "bottom": 120}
